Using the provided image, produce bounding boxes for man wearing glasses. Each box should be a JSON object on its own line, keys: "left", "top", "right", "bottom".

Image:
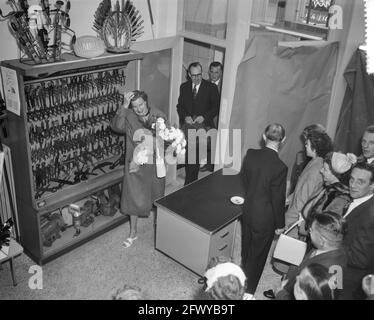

{"left": 177, "top": 62, "right": 220, "bottom": 185}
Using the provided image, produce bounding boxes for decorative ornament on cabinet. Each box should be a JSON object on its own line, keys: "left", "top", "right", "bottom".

{"left": 93, "top": 0, "right": 144, "bottom": 54}
{"left": 0, "top": 0, "right": 76, "bottom": 64}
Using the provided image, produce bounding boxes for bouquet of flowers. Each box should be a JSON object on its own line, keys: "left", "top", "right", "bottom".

{"left": 151, "top": 118, "right": 187, "bottom": 157}
{"left": 133, "top": 117, "right": 186, "bottom": 177}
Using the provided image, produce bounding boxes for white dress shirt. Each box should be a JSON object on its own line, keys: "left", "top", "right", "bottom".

{"left": 343, "top": 194, "right": 374, "bottom": 218}
{"left": 367, "top": 157, "right": 374, "bottom": 164}
{"left": 192, "top": 82, "right": 201, "bottom": 93}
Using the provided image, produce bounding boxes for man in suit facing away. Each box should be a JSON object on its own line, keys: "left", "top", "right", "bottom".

{"left": 240, "top": 124, "right": 288, "bottom": 294}
{"left": 177, "top": 62, "right": 220, "bottom": 185}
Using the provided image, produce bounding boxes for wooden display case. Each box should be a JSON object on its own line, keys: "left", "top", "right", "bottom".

{"left": 0, "top": 51, "right": 144, "bottom": 264}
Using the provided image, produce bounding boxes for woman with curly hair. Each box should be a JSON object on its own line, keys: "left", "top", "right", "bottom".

{"left": 284, "top": 129, "right": 334, "bottom": 236}
{"left": 111, "top": 90, "right": 167, "bottom": 248}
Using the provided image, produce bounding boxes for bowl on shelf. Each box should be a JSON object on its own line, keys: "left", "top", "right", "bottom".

{"left": 73, "top": 36, "right": 106, "bottom": 58}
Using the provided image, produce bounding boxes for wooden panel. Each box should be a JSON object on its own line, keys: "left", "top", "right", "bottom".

{"left": 156, "top": 207, "right": 211, "bottom": 276}
{"left": 208, "top": 220, "right": 237, "bottom": 262}
{"left": 1, "top": 51, "right": 145, "bottom": 78}
{"left": 155, "top": 169, "right": 243, "bottom": 233}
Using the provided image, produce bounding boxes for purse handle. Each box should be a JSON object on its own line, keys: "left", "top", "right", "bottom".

{"left": 283, "top": 218, "right": 304, "bottom": 235}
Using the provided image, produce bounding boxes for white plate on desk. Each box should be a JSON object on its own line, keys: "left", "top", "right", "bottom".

{"left": 230, "top": 196, "right": 244, "bottom": 205}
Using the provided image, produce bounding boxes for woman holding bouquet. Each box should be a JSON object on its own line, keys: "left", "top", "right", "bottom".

{"left": 110, "top": 90, "right": 167, "bottom": 248}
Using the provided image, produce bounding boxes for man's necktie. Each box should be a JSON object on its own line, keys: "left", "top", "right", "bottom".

{"left": 342, "top": 199, "right": 353, "bottom": 218}
{"left": 192, "top": 85, "right": 197, "bottom": 99}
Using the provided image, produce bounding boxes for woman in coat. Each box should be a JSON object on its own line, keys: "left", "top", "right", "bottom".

{"left": 111, "top": 90, "right": 167, "bottom": 248}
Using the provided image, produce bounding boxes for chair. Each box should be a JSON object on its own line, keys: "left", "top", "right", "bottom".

{"left": 0, "top": 238, "right": 23, "bottom": 286}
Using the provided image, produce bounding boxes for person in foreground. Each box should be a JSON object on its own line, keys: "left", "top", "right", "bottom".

{"left": 271, "top": 212, "right": 347, "bottom": 300}
{"left": 198, "top": 256, "right": 255, "bottom": 300}
{"left": 111, "top": 90, "right": 166, "bottom": 248}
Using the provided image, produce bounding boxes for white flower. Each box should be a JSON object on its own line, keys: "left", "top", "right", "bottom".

{"left": 156, "top": 117, "right": 165, "bottom": 124}
{"left": 176, "top": 144, "right": 182, "bottom": 154}
{"left": 159, "top": 123, "right": 166, "bottom": 131}
{"left": 134, "top": 146, "right": 149, "bottom": 165}
{"left": 346, "top": 153, "right": 357, "bottom": 165}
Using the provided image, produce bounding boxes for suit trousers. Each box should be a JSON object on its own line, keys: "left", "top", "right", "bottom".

{"left": 242, "top": 223, "right": 275, "bottom": 294}
{"left": 184, "top": 141, "right": 200, "bottom": 185}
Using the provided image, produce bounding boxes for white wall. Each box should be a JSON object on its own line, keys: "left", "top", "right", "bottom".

{"left": 0, "top": 0, "right": 178, "bottom": 61}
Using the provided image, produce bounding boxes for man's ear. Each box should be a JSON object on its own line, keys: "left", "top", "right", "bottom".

{"left": 369, "top": 181, "right": 374, "bottom": 193}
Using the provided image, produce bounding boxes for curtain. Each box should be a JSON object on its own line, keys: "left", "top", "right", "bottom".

{"left": 334, "top": 49, "right": 374, "bottom": 154}
{"left": 230, "top": 33, "right": 338, "bottom": 173}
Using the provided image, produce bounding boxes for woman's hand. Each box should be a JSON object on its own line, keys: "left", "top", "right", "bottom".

{"left": 123, "top": 91, "right": 135, "bottom": 109}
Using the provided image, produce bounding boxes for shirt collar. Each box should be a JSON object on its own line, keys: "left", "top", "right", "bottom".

{"left": 367, "top": 157, "right": 374, "bottom": 164}
{"left": 352, "top": 193, "right": 373, "bottom": 205}
{"left": 192, "top": 82, "right": 201, "bottom": 92}
{"left": 265, "top": 145, "right": 278, "bottom": 153}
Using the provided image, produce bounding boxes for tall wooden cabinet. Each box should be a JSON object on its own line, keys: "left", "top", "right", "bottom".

{"left": 0, "top": 51, "right": 143, "bottom": 264}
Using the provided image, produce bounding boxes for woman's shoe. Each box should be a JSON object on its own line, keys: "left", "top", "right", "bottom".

{"left": 263, "top": 289, "right": 276, "bottom": 299}
{"left": 123, "top": 236, "right": 138, "bottom": 248}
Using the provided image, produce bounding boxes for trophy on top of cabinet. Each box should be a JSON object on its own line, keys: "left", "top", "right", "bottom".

{"left": 0, "top": 0, "right": 76, "bottom": 64}
{"left": 93, "top": 0, "right": 144, "bottom": 53}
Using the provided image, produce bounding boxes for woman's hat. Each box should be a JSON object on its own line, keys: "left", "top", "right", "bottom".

{"left": 204, "top": 262, "right": 246, "bottom": 291}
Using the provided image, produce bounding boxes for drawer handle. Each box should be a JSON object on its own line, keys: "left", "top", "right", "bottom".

{"left": 220, "top": 231, "right": 229, "bottom": 239}
{"left": 218, "top": 244, "right": 228, "bottom": 251}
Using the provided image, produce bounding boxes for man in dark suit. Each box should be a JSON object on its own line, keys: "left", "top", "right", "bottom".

{"left": 360, "top": 125, "right": 374, "bottom": 164}
{"left": 208, "top": 61, "right": 223, "bottom": 95}
{"left": 177, "top": 62, "right": 220, "bottom": 185}
{"left": 199, "top": 61, "right": 224, "bottom": 173}
{"left": 240, "top": 124, "right": 288, "bottom": 294}
{"left": 340, "top": 162, "right": 374, "bottom": 299}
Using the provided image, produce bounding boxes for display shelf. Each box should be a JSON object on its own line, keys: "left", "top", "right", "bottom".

{"left": 1, "top": 51, "right": 143, "bottom": 264}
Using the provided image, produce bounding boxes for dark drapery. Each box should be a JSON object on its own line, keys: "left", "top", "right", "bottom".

{"left": 334, "top": 49, "right": 374, "bottom": 154}
{"left": 229, "top": 34, "right": 338, "bottom": 174}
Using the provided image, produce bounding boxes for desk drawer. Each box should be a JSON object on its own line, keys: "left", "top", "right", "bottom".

{"left": 208, "top": 220, "right": 237, "bottom": 262}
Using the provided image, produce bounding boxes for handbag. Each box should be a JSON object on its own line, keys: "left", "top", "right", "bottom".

{"left": 273, "top": 218, "right": 307, "bottom": 266}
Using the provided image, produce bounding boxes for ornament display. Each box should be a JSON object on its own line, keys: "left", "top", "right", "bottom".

{"left": 93, "top": 0, "right": 144, "bottom": 53}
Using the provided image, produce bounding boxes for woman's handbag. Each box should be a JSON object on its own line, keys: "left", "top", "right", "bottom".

{"left": 273, "top": 218, "right": 307, "bottom": 266}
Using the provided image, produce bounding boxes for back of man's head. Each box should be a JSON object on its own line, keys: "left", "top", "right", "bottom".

{"left": 264, "top": 123, "right": 286, "bottom": 143}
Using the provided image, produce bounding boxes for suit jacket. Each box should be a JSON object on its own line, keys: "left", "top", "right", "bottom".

{"left": 176, "top": 79, "right": 220, "bottom": 128}
{"left": 343, "top": 196, "right": 374, "bottom": 290}
{"left": 240, "top": 148, "right": 288, "bottom": 231}
{"left": 276, "top": 248, "right": 347, "bottom": 300}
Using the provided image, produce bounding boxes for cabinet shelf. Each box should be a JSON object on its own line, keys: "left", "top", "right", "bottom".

{"left": 1, "top": 51, "right": 142, "bottom": 264}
